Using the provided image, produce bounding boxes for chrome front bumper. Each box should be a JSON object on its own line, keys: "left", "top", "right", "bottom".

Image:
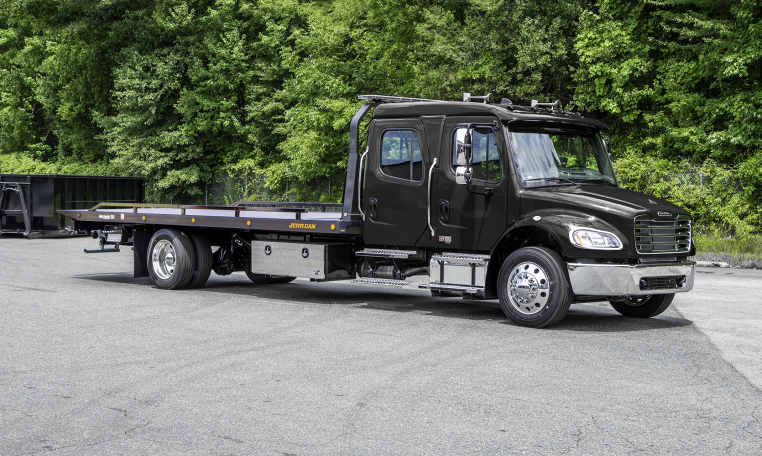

{"left": 566, "top": 261, "right": 695, "bottom": 296}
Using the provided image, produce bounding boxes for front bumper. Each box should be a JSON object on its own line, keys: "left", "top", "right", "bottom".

{"left": 566, "top": 261, "right": 695, "bottom": 296}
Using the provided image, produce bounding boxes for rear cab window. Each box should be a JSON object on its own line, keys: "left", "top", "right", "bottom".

{"left": 380, "top": 130, "right": 423, "bottom": 181}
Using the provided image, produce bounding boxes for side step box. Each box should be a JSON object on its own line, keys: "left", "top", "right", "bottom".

{"left": 420, "top": 252, "right": 491, "bottom": 298}
{"left": 355, "top": 249, "right": 417, "bottom": 259}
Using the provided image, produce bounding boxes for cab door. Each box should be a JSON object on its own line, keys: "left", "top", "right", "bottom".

{"left": 434, "top": 116, "right": 508, "bottom": 252}
{"left": 362, "top": 119, "right": 431, "bottom": 247}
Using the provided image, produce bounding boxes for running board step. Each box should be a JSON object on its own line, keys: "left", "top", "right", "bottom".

{"left": 355, "top": 249, "right": 417, "bottom": 259}
{"left": 419, "top": 283, "right": 483, "bottom": 293}
{"left": 431, "top": 253, "right": 491, "bottom": 264}
{"left": 351, "top": 278, "right": 410, "bottom": 286}
{"left": 420, "top": 283, "right": 486, "bottom": 298}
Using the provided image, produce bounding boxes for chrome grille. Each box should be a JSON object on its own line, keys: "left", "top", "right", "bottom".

{"left": 634, "top": 215, "right": 691, "bottom": 254}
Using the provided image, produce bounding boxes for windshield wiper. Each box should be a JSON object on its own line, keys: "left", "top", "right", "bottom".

{"left": 525, "top": 177, "right": 580, "bottom": 187}
{"left": 571, "top": 177, "right": 616, "bottom": 186}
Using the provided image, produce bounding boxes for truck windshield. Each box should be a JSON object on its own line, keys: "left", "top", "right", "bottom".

{"left": 507, "top": 127, "right": 617, "bottom": 187}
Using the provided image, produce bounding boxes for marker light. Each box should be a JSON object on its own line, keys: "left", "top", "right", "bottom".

{"left": 570, "top": 228, "right": 622, "bottom": 250}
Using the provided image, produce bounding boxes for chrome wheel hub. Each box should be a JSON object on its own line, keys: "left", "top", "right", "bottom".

{"left": 152, "top": 240, "right": 176, "bottom": 280}
{"left": 508, "top": 262, "right": 550, "bottom": 315}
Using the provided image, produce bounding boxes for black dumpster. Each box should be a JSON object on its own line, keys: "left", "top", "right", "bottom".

{"left": 0, "top": 174, "right": 145, "bottom": 237}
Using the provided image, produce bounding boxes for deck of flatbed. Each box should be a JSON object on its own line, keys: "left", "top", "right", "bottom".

{"left": 58, "top": 202, "right": 362, "bottom": 235}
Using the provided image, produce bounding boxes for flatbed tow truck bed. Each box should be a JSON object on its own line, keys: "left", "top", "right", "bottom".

{"left": 59, "top": 201, "right": 362, "bottom": 236}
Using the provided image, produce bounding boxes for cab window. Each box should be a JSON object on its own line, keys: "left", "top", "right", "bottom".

{"left": 380, "top": 130, "right": 423, "bottom": 181}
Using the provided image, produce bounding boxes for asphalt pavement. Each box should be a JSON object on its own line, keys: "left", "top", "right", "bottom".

{"left": 1, "top": 236, "right": 761, "bottom": 455}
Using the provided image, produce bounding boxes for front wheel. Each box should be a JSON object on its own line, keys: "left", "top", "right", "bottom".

{"left": 497, "top": 247, "right": 572, "bottom": 328}
{"left": 609, "top": 294, "right": 674, "bottom": 318}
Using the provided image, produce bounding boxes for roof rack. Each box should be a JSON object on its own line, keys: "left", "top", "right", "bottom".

{"left": 463, "top": 93, "right": 491, "bottom": 103}
{"left": 531, "top": 100, "right": 559, "bottom": 111}
{"left": 357, "top": 93, "right": 582, "bottom": 117}
{"left": 358, "top": 95, "right": 444, "bottom": 103}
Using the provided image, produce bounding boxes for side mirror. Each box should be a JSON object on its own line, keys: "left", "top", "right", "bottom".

{"left": 455, "top": 166, "right": 472, "bottom": 185}
{"left": 455, "top": 129, "right": 473, "bottom": 166}
{"left": 455, "top": 143, "right": 471, "bottom": 166}
{"left": 600, "top": 132, "right": 612, "bottom": 159}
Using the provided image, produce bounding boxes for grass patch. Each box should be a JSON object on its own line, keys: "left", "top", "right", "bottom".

{"left": 693, "top": 231, "right": 762, "bottom": 268}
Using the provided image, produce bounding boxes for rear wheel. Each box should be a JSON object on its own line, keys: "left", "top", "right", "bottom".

{"left": 609, "top": 294, "right": 674, "bottom": 318}
{"left": 497, "top": 247, "right": 572, "bottom": 328}
{"left": 186, "top": 232, "right": 212, "bottom": 289}
{"left": 147, "top": 229, "right": 195, "bottom": 289}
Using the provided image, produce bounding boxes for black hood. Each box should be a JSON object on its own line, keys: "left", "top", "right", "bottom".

{"left": 520, "top": 184, "right": 690, "bottom": 223}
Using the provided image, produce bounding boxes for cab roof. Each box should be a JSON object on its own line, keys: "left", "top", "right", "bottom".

{"left": 371, "top": 101, "right": 610, "bottom": 130}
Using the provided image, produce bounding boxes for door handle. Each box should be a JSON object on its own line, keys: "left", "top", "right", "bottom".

{"left": 368, "top": 198, "right": 378, "bottom": 220}
{"left": 427, "top": 157, "right": 438, "bottom": 236}
{"left": 438, "top": 199, "right": 450, "bottom": 223}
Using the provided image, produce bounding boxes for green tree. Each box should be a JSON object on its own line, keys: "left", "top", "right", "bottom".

{"left": 97, "top": 0, "right": 307, "bottom": 202}
{"left": 574, "top": 0, "right": 762, "bottom": 164}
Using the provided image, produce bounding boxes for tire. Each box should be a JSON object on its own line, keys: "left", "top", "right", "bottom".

{"left": 186, "top": 232, "right": 212, "bottom": 289}
{"left": 609, "top": 294, "right": 674, "bottom": 318}
{"left": 497, "top": 247, "right": 572, "bottom": 328}
{"left": 147, "top": 228, "right": 196, "bottom": 289}
{"left": 244, "top": 271, "right": 296, "bottom": 285}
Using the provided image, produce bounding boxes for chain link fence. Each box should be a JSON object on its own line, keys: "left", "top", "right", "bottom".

{"left": 638, "top": 166, "right": 760, "bottom": 206}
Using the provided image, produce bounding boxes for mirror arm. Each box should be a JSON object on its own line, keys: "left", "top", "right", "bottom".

{"left": 467, "top": 183, "right": 495, "bottom": 196}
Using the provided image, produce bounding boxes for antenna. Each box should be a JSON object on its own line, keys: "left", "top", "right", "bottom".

{"left": 357, "top": 95, "right": 444, "bottom": 103}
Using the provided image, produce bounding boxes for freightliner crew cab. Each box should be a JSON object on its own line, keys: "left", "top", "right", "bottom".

{"left": 62, "top": 94, "right": 696, "bottom": 328}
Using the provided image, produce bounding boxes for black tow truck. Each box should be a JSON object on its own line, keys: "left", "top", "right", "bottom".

{"left": 61, "top": 94, "right": 696, "bottom": 328}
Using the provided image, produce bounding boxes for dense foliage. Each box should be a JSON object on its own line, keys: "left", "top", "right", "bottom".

{"left": 0, "top": 0, "right": 760, "bottom": 230}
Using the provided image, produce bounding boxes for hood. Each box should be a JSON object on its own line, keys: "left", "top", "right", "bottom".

{"left": 520, "top": 184, "right": 690, "bottom": 222}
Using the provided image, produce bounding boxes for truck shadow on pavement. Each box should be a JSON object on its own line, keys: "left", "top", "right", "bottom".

{"left": 75, "top": 273, "right": 692, "bottom": 332}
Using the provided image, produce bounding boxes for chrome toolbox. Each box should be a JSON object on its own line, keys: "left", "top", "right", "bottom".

{"left": 250, "top": 240, "right": 352, "bottom": 280}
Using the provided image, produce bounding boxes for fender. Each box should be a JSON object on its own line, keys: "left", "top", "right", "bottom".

{"left": 493, "top": 208, "right": 633, "bottom": 259}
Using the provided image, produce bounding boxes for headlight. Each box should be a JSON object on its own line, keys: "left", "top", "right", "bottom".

{"left": 569, "top": 228, "right": 622, "bottom": 250}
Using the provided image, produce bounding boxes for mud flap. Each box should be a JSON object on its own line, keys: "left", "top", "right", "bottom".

{"left": 133, "top": 228, "right": 154, "bottom": 278}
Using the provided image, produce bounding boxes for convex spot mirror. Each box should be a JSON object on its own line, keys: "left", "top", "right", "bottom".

{"left": 454, "top": 128, "right": 473, "bottom": 184}
{"left": 455, "top": 166, "right": 472, "bottom": 184}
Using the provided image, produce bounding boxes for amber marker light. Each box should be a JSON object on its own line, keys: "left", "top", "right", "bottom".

{"left": 247, "top": 220, "right": 251, "bottom": 226}
{"left": 142, "top": 216, "right": 146, "bottom": 221}
{"left": 192, "top": 218, "right": 196, "bottom": 223}
{"left": 331, "top": 224, "right": 336, "bottom": 230}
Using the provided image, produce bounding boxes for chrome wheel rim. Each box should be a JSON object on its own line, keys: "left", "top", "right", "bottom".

{"left": 508, "top": 262, "right": 550, "bottom": 315}
{"left": 152, "top": 240, "right": 176, "bottom": 280}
